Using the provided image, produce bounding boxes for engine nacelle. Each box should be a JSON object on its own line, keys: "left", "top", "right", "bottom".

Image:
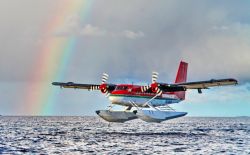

{"left": 100, "top": 83, "right": 108, "bottom": 93}
{"left": 151, "top": 82, "right": 159, "bottom": 93}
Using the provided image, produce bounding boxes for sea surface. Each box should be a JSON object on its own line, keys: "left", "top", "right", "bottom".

{"left": 0, "top": 116, "right": 249, "bottom": 154}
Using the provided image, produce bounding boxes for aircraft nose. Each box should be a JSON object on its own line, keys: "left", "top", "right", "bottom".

{"left": 96, "top": 110, "right": 100, "bottom": 115}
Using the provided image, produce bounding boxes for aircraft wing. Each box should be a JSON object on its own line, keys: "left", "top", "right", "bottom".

{"left": 156, "top": 78, "right": 237, "bottom": 93}
{"left": 52, "top": 82, "right": 116, "bottom": 91}
{"left": 175, "top": 78, "right": 238, "bottom": 89}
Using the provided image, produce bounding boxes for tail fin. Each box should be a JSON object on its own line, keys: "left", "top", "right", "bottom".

{"left": 174, "top": 61, "right": 188, "bottom": 100}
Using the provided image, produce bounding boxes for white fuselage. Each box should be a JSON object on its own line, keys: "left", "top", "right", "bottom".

{"left": 108, "top": 94, "right": 181, "bottom": 107}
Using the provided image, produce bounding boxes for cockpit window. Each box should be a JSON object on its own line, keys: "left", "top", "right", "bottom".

{"left": 115, "top": 86, "right": 128, "bottom": 90}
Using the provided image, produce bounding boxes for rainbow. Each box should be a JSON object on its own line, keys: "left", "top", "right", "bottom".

{"left": 25, "top": 0, "right": 93, "bottom": 115}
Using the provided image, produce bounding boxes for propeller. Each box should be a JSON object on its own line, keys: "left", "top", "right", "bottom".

{"left": 88, "top": 73, "right": 115, "bottom": 97}
{"left": 150, "top": 71, "right": 162, "bottom": 95}
{"left": 141, "top": 71, "right": 186, "bottom": 94}
{"left": 101, "top": 73, "right": 109, "bottom": 84}
{"left": 152, "top": 71, "right": 159, "bottom": 83}
{"left": 141, "top": 85, "right": 150, "bottom": 92}
{"left": 99, "top": 73, "right": 110, "bottom": 97}
{"left": 141, "top": 71, "right": 162, "bottom": 95}
{"left": 141, "top": 71, "right": 159, "bottom": 93}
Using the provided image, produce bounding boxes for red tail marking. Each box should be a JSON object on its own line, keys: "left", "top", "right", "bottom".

{"left": 174, "top": 61, "right": 188, "bottom": 100}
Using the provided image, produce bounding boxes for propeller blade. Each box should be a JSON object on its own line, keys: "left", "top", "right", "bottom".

{"left": 141, "top": 85, "right": 150, "bottom": 92}
{"left": 100, "top": 73, "right": 111, "bottom": 97}
{"left": 156, "top": 88, "right": 162, "bottom": 96}
{"left": 141, "top": 71, "right": 159, "bottom": 92}
{"left": 102, "top": 73, "right": 109, "bottom": 84}
{"left": 152, "top": 71, "right": 159, "bottom": 83}
{"left": 105, "top": 92, "right": 110, "bottom": 98}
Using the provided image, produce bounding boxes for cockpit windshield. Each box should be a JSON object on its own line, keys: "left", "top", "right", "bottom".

{"left": 115, "top": 86, "right": 128, "bottom": 90}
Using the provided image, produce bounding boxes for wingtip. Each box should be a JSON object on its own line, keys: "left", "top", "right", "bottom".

{"left": 234, "top": 79, "right": 238, "bottom": 85}
{"left": 230, "top": 78, "right": 238, "bottom": 85}
{"left": 52, "top": 82, "right": 59, "bottom": 85}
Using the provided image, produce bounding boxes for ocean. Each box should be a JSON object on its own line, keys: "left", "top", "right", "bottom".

{"left": 0, "top": 116, "right": 249, "bottom": 154}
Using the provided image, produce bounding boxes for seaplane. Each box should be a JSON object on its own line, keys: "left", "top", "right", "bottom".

{"left": 52, "top": 61, "right": 238, "bottom": 123}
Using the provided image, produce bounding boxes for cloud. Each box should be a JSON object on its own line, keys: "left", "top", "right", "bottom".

{"left": 212, "top": 25, "right": 229, "bottom": 31}
{"left": 211, "top": 23, "right": 250, "bottom": 35}
{"left": 121, "top": 30, "right": 145, "bottom": 39}
{"left": 80, "top": 24, "right": 107, "bottom": 36}
{"left": 55, "top": 15, "right": 145, "bottom": 39}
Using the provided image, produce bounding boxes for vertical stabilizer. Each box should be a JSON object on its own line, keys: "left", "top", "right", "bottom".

{"left": 174, "top": 61, "right": 188, "bottom": 100}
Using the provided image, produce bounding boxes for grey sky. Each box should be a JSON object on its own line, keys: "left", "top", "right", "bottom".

{"left": 0, "top": 0, "right": 250, "bottom": 115}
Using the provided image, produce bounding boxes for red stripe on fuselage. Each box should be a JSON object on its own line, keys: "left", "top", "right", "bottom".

{"left": 111, "top": 84, "right": 178, "bottom": 99}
